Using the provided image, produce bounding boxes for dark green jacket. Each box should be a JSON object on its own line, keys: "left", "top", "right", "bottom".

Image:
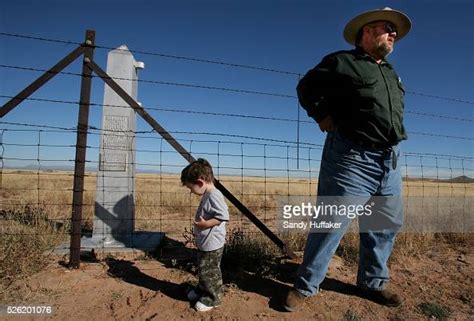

{"left": 297, "top": 47, "right": 407, "bottom": 146}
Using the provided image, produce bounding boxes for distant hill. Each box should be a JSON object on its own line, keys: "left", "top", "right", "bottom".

{"left": 446, "top": 175, "right": 474, "bottom": 183}
{"left": 403, "top": 175, "right": 474, "bottom": 183}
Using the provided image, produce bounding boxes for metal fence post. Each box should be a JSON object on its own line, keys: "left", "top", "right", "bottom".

{"left": 69, "top": 30, "right": 95, "bottom": 268}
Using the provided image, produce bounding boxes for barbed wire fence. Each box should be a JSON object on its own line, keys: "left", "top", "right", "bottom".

{"left": 1, "top": 31, "right": 473, "bottom": 265}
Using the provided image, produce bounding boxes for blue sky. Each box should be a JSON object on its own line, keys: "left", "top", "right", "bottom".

{"left": 1, "top": 0, "right": 473, "bottom": 178}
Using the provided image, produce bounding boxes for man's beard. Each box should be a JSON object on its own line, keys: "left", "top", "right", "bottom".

{"left": 374, "top": 41, "right": 393, "bottom": 58}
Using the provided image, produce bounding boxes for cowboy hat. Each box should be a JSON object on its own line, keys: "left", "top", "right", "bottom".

{"left": 343, "top": 7, "right": 412, "bottom": 45}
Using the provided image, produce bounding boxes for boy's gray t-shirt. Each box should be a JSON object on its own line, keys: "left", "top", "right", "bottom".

{"left": 194, "top": 189, "right": 229, "bottom": 251}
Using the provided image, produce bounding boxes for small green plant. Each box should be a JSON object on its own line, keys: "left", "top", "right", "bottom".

{"left": 418, "top": 302, "right": 451, "bottom": 320}
{"left": 111, "top": 291, "right": 123, "bottom": 300}
{"left": 343, "top": 309, "right": 361, "bottom": 321}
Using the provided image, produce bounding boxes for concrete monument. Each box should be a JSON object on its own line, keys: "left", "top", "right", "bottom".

{"left": 80, "top": 45, "right": 163, "bottom": 254}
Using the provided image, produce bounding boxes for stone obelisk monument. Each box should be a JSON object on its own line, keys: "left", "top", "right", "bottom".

{"left": 80, "top": 45, "right": 163, "bottom": 254}
{"left": 94, "top": 45, "right": 141, "bottom": 246}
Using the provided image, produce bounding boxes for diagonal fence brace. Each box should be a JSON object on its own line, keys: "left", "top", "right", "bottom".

{"left": 0, "top": 46, "right": 86, "bottom": 118}
{"left": 87, "top": 60, "right": 297, "bottom": 259}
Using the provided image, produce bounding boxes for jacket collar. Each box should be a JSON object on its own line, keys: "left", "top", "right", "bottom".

{"left": 353, "top": 46, "right": 392, "bottom": 68}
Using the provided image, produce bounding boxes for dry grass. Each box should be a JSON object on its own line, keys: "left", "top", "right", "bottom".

{"left": 0, "top": 206, "right": 68, "bottom": 288}
{"left": 1, "top": 169, "right": 473, "bottom": 286}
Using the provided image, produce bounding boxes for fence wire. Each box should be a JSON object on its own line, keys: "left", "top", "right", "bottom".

{"left": 1, "top": 31, "right": 473, "bottom": 257}
{"left": 2, "top": 31, "right": 474, "bottom": 104}
{"left": 1, "top": 125, "right": 473, "bottom": 252}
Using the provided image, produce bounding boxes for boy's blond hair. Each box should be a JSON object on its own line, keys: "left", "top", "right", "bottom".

{"left": 181, "top": 158, "right": 215, "bottom": 184}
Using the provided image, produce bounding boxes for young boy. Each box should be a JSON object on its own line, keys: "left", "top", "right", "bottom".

{"left": 181, "top": 158, "right": 229, "bottom": 312}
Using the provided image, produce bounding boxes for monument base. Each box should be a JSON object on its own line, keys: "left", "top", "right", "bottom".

{"left": 53, "top": 232, "right": 165, "bottom": 261}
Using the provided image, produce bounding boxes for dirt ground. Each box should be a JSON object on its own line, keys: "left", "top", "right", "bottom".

{"left": 2, "top": 239, "right": 473, "bottom": 321}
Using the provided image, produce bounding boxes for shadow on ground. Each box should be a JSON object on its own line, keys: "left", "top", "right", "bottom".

{"left": 104, "top": 236, "right": 370, "bottom": 310}
{"left": 105, "top": 258, "right": 187, "bottom": 302}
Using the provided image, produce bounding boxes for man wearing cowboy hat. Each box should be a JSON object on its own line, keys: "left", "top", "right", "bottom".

{"left": 284, "top": 7, "right": 411, "bottom": 312}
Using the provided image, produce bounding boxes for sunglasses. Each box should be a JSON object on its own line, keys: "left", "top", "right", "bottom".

{"left": 369, "top": 22, "right": 397, "bottom": 34}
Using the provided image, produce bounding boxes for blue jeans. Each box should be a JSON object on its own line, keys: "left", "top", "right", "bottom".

{"left": 294, "top": 131, "right": 404, "bottom": 296}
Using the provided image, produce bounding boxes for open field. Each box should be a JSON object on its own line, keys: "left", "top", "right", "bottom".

{"left": 1, "top": 170, "right": 473, "bottom": 320}
{"left": 1, "top": 169, "right": 473, "bottom": 235}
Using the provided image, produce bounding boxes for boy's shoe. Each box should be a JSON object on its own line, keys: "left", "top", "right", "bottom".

{"left": 358, "top": 288, "right": 403, "bottom": 307}
{"left": 186, "top": 289, "right": 200, "bottom": 301}
{"left": 194, "top": 301, "right": 215, "bottom": 312}
{"left": 283, "top": 289, "right": 307, "bottom": 312}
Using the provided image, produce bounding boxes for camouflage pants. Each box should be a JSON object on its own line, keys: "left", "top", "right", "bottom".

{"left": 196, "top": 247, "right": 224, "bottom": 306}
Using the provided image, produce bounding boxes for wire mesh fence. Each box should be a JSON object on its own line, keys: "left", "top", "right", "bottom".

{"left": 1, "top": 125, "right": 473, "bottom": 248}
{"left": 1, "top": 31, "right": 473, "bottom": 260}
